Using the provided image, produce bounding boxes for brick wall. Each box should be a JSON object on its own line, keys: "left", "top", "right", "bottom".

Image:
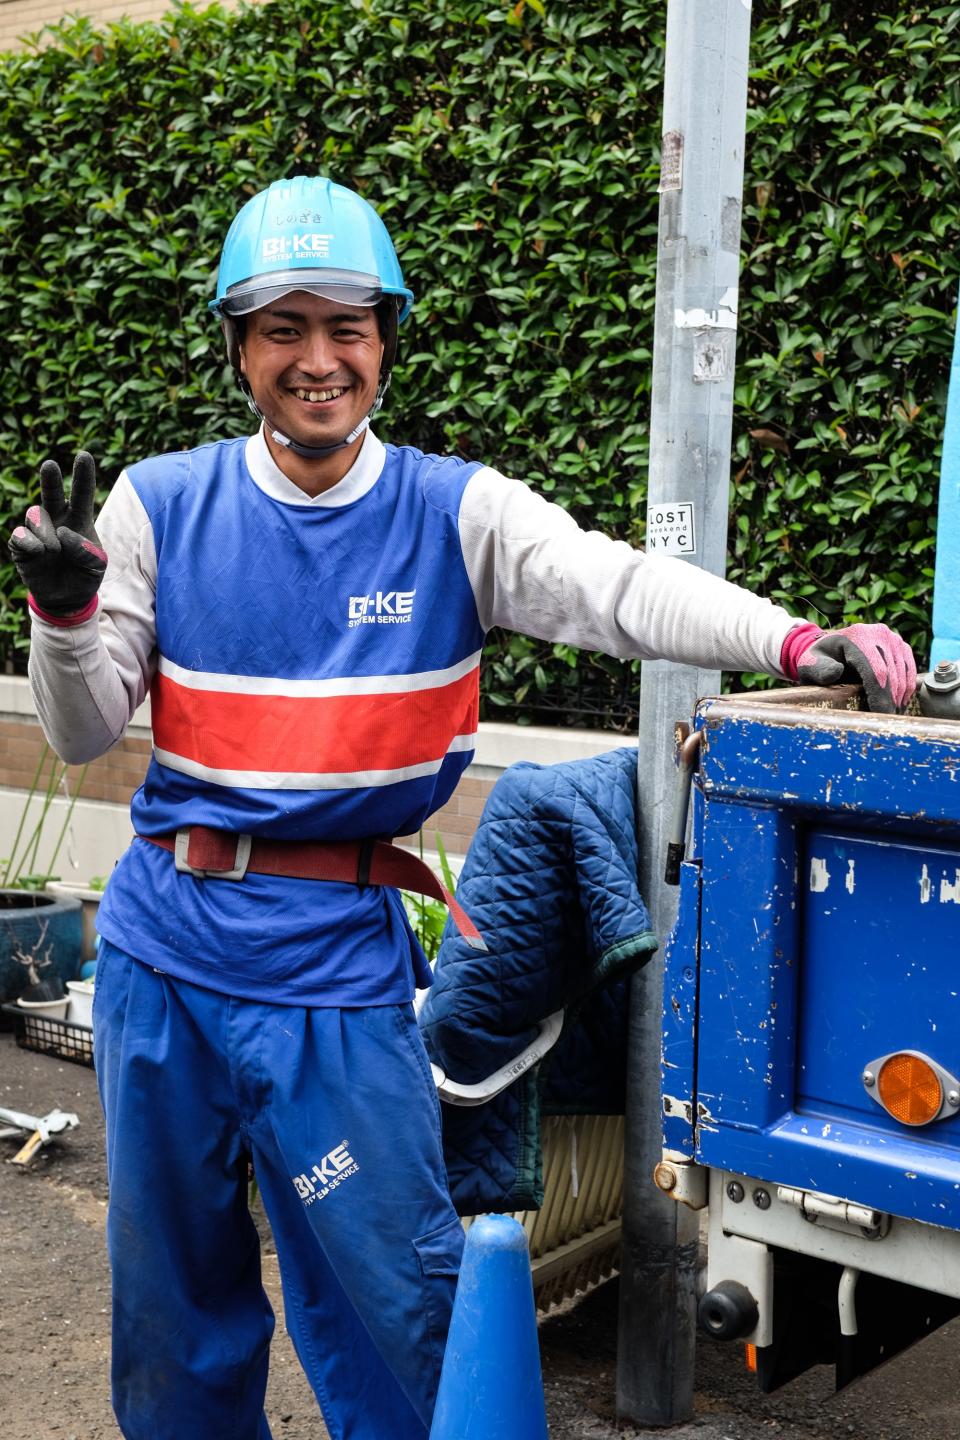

{"left": 414, "top": 772, "right": 496, "bottom": 858}
{"left": 0, "top": 0, "right": 247, "bottom": 53}
{"left": 0, "top": 714, "right": 151, "bottom": 808}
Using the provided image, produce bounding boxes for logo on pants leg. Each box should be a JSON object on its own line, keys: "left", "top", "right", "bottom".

{"left": 292, "top": 1141, "right": 360, "bottom": 1206}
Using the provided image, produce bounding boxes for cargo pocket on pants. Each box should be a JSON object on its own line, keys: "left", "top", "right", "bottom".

{"left": 413, "top": 1215, "right": 464, "bottom": 1381}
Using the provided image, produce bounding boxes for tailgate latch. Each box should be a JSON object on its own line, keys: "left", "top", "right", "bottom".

{"left": 777, "top": 1185, "right": 891, "bottom": 1239}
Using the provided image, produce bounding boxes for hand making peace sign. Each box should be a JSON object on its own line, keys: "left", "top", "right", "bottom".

{"left": 8, "top": 452, "right": 107, "bottom": 623}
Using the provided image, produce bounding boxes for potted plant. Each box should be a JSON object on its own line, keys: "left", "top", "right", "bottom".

{"left": 1, "top": 744, "right": 85, "bottom": 1005}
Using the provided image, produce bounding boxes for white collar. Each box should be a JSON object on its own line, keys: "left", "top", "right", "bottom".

{"left": 244, "top": 424, "right": 385, "bottom": 508}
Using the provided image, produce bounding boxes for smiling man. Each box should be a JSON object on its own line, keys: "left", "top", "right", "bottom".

{"left": 237, "top": 294, "right": 386, "bottom": 494}
{"left": 9, "top": 174, "right": 916, "bottom": 1440}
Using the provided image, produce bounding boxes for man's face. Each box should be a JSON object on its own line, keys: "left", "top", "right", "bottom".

{"left": 239, "top": 291, "right": 384, "bottom": 449}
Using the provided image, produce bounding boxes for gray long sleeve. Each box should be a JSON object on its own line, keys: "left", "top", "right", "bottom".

{"left": 458, "top": 466, "right": 796, "bottom": 674}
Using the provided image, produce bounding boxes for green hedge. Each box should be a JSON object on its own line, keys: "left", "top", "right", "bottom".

{"left": 0, "top": 0, "right": 956, "bottom": 724}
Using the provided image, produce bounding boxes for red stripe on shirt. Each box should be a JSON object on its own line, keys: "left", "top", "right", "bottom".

{"left": 151, "top": 665, "right": 480, "bottom": 777}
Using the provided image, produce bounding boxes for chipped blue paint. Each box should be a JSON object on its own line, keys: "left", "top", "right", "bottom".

{"left": 664, "top": 697, "right": 960, "bottom": 1230}
{"left": 660, "top": 856, "right": 702, "bottom": 1158}
{"left": 699, "top": 708, "right": 960, "bottom": 831}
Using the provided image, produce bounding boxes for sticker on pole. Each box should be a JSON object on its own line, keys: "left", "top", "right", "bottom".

{"left": 646, "top": 501, "right": 696, "bottom": 556}
{"left": 658, "top": 131, "right": 683, "bottom": 193}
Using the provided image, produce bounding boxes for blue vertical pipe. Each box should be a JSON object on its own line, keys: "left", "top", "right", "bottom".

{"left": 932, "top": 282, "right": 960, "bottom": 665}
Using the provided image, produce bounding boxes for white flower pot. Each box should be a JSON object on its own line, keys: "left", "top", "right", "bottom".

{"left": 17, "top": 994, "right": 69, "bottom": 1020}
{"left": 65, "top": 979, "right": 95, "bottom": 1029}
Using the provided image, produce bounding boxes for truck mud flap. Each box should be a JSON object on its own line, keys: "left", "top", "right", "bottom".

{"left": 754, "top": 1248, "right": 960, "bottom": 1394}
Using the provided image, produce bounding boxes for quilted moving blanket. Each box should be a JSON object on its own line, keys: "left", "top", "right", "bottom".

{"left": 418, "top": 746, "right": 658, "bottom": 1214}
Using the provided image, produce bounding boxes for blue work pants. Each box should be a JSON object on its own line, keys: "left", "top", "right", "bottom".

{"left": 93, "top": 940, "right": 464, "bottom": 1440}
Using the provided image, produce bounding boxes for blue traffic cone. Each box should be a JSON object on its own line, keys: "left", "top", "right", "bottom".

{"left": 430, "top": 1213, "right": 549, "bottom": 1440}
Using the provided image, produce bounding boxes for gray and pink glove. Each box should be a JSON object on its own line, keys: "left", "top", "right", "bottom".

{"left": 781, "top": 621, "right": 916, "bottom": 714}
{"left": 8, "top": 452, "right": 107, "bottom": 627}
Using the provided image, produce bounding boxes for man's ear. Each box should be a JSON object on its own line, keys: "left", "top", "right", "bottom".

{"left": 220, "top": 315, "right": 244, "bottom": 374}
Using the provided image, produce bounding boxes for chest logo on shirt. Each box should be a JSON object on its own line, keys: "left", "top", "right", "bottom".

{"left": 348, "top": 589, "right": 416, "bottom": 629}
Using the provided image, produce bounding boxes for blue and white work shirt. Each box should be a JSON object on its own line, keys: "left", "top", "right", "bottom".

{"left": 27, "top": 426, "right": 799, "bottom": 1005}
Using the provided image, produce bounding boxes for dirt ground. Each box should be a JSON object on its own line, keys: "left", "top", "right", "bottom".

{"left": 3, "top": 1030, "right": 960, "bottom": 1440}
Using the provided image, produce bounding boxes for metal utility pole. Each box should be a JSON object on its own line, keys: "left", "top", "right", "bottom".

{"left": 617, "top": 0, "right": 753, "bottom": 1426}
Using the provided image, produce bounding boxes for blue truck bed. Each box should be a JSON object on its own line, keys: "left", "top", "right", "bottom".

{"left": 660, "top": 687, "right": 960, "bottom": 1390}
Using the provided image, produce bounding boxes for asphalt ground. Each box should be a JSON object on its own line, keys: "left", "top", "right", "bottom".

{"left": 2, "top": 1030, "right": 959, "bottom": 1439}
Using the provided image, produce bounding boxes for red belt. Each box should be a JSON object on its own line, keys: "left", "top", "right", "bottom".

{"left": 139, "top": 827, "right": 486, "bottom": 952}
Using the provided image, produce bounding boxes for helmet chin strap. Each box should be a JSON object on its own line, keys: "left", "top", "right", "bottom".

{"left": 239, "top": 376, "right": 391, "bottom": 460}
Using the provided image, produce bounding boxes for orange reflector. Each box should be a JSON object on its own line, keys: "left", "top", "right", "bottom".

{"left": 877, "top": 1052, "right": 942, "bottom": 1126}
{"left": 745, "top": 1343, "right": 757, "bottom": 1373}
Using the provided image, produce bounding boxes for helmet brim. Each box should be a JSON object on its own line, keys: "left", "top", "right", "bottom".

{"left": 214, "top": 268, "right": 383, "bottom": 317}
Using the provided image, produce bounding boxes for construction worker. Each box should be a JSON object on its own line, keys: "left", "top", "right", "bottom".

{"left": 9, "top": 175, "right": 916, "bottom": 1440}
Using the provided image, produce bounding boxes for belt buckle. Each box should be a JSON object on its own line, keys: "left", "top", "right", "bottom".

{"left": 174, "top": 828, "right": 252, "bottom": 881}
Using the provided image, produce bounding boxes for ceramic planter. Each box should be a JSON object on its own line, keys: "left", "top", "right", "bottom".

{"left": 0, "top": 889, "right": 83, "bottom": 1004}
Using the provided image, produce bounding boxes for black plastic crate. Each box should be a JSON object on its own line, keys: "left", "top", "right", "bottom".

{"left": 1, "top": 1003, "right": 94, "bottom": 1068}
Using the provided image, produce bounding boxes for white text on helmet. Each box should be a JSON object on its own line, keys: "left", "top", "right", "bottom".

{"left": 262, "top": 234, "right": 333, "bottom": 260}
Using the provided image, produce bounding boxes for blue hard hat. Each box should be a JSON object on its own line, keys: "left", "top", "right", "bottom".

{"left": 209, "top": 176, "right": 413, "bottom": 323}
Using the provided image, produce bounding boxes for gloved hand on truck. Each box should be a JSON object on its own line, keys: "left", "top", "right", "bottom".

{"left": 780, "top": 621, "right": 917, "bottom": 713}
